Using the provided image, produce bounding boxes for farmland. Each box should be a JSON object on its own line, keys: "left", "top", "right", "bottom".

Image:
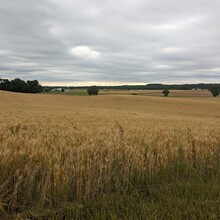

{"left": 46, "top": 88, "right": 213, "bottom": 97}
{"left": 0, "top": 90, "right": 220, "bottom": 219}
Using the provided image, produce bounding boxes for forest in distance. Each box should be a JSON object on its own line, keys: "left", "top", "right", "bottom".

{"left": 44, "top": 83, "right": 220, "bottom": 91}
{"left": 1, "top": 77, "right": 220, "bottom": 93}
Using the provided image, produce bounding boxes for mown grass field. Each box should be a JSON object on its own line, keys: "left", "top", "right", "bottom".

{"left": 0, "top": 90, "right": 219, "bottom": 219}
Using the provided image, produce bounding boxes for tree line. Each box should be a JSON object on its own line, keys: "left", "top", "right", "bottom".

{"left": 0, "top": 78, "right": 219, "bottom": 96}
{"left": 0, "top": 78, "right": 42, "bottom": 93}
{"left": 44, "top": 83, "right": 220, "bottom": 91}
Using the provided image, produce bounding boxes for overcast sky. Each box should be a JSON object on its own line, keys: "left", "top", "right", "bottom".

{"left": 0, "top": 0, "right": 220, "bottom": 85}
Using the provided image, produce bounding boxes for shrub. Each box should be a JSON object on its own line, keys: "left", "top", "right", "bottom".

{"left": 162, "top": 89, "right": 170, "bottom": 97}
{"left": 87, "top": 86, "right": 99, "bottom": 96}
{"left": 209, "top": 86, "right": 220, "bottom": 97}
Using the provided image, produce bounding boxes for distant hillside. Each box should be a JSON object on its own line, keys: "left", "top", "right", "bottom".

{"left": 43, "top": 83, "right": 220, "bottom": 91}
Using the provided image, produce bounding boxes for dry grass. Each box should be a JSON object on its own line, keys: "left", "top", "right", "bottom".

{"left": 100, "top": 89, "right": 214, "bottom": 97}
{"left": 0, "top": 91, "right": 219, "bottom": 219}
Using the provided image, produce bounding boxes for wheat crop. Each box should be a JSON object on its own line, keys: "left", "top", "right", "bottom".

{"left": 0, "top": 91, "right": 219, "bottom": 219}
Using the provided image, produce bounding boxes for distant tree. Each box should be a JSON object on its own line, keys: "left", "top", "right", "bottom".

{"left": 27, "top": 80, "right": 42, "bottom": 93}
{"left": 87, "top": 86, "right": 99, "bottom": 96}
{"left": 43, "top": 87, "right": 51, "bottom": 92}
{"left": 11, "top": 78, "right": 27, "bottom": 92}
{"left": 61, "top": 88, "right": 65, "bottom": 92}
{"left": 0, "top": 78, "right": 42, "bottom": 93}
{"left": 0, "top": 79, "right": 11, "bottom": 91}
{"left": 209, "top": 86, "right": 220, "bottom": 97}
{"left": 162, "top": 89, "right": 170, "bottom": 97}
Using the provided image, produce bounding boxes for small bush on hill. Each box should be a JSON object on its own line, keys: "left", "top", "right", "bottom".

{"left": 162, "top": 89, "right": 170, "bottom": 97}
{"left": 87, "top": 86, "right": 99, "bottom": 96}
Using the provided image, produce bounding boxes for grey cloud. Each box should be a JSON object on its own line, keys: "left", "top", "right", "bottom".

{"left": 0, "top": 0, "right": 220, "bottom": 84}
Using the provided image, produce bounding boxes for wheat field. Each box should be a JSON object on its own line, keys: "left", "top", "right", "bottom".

{"left": 0, "top": 91, "right": 220, "bottom": 219}
{"left": 100, "top": 89, "right": 213, "bottom": 97}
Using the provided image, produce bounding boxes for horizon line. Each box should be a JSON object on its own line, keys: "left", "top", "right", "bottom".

{"left": 40, "top": 81, "right": 220, "bottom": 87}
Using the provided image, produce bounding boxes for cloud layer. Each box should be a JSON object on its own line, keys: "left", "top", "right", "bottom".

{"left": 0, "top": 0, "right": 220, "bottom": 85}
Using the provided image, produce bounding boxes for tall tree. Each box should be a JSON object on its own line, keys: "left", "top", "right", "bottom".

{"left": 27, "top": 80, "right": 42, "bottom": 93}
{"left": 209, "top": 86, "right": 220, "bottom": 97}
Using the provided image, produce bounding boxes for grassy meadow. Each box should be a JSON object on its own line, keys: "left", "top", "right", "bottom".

{"left": 0, "top": 90, "right": 220, "bottom": 219}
